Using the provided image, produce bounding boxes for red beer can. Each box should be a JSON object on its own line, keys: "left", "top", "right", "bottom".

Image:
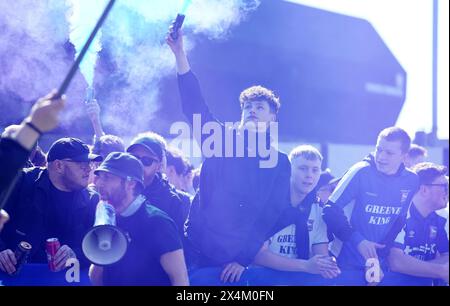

{"left": 46, "top": 238, "right": 60, "bottom": 272}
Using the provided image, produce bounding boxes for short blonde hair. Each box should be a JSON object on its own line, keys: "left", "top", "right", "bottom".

{"left": 289, "top": 145, "right": 323, "bottom": 163}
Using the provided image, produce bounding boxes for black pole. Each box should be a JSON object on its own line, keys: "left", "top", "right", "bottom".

{"left": 0, "top": 0, "right": 116, "bottom": 211}
{"left": 56, "top": 0, "right": 116, "bottom": 98}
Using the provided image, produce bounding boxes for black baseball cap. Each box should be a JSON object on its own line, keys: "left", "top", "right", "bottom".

{"left": 127, "top": 136, "right": 164, "bottom": 161}
{"left": 94, "top": 152, "right": 144, "bottom": 187}
{"left": 316, "top": 169, "right": 335, "bottom": 190}
{"left": 47, "top": 137, "right": 102, "bottom": 163}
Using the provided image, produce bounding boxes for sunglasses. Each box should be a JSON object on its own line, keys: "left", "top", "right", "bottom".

{"left": 136, "top": 156, "right": 159, "bottom": 167}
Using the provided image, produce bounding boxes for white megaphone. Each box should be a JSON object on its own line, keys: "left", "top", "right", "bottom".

{"left": 82, "top": 201, "right": 129, "bottom": 266}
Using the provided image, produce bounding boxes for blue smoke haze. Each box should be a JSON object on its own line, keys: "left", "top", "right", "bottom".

{"left": 0, "top": 0, "right": 260, "bottom": 136}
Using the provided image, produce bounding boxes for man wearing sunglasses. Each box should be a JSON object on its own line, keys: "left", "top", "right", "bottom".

{"left": 126, "top": 132, "right": 185, "bottom": 237}
{"left": 387, "top": 162, "right": 449, "bottom": 285}
{"left": 0, "top": 137, "right": 102, "bottom": 274}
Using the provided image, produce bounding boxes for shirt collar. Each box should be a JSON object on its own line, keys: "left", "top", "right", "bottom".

{"left": 120, "top": 194, "right": 146, "bottom": 217}
{"left": 410, "top": 202, "right": 438, "bottom": 222}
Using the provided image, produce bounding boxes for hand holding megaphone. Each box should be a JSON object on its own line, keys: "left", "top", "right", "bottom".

{"left": 82, "top": 201, "right": 129, "bottom": 266}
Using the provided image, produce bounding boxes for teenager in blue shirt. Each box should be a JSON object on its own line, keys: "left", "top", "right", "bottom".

{"left": 387, "top": 162, "right": 448, "bottom": 285}
{"left": 323, "top": 127, "right": 419, "bottom": 285}
{"left": 252, "top": 145, "right": 340, "bottom": 285}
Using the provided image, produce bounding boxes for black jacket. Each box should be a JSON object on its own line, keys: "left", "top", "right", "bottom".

{"left": 178, "top": 71, "right": 291, "bottom": 267}
{"left": 0, "top": 138, "right": 31, "bottom": 202}
{"left": 170, "top": 186, "right": 192, "bottom": 231}
{"left": 0, "top": 168, "right": 98, "bottom": 267}
{"left": 142, "top": 173, "right": 186, "bottom": 237}
{"left": 267, "top": 191, "right": 319, "bottom": 260}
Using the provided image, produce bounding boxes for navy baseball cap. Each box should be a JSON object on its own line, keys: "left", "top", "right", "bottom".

{"left": 94, "top": 152, "right": 144, "bottom": 187}
{"left": 47, "top": 137, "right": 102, "bottom": 163}
{"left": 127, "top": 136, "right": 164, "bottom": 161}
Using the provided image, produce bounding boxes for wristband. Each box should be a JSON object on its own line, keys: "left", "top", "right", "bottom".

{"left": 25, "top": 121, "right": 43, "bottom": 135}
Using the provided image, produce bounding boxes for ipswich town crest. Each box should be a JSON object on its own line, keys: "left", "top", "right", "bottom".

{"left": 400, "top": 190, "right": 411, "bottom": 203}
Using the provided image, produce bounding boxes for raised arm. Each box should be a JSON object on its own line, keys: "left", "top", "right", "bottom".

{"left": 166, "top": 28, "right": 190, "bottom": 75}
{"left": 12, "top": 90, "right": 66, "bottom": 151}
{"left": 166, "top": 27, "right": 220, "bottom": 147}
{"left": 85, "top": 99, "right": 105, "bottom": 141}
{"left": 1, "top": 91, "right": 65, "bottom": 193}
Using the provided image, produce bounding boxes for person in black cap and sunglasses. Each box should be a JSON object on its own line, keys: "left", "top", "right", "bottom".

{"left": 126, "top": 132, "right": 186, "bottom": 237}
{"left": 90, "top": 152, "right": 189, "bottom": 286}
{"left": 0, "top": 137, "right": 102, "bottom": 274}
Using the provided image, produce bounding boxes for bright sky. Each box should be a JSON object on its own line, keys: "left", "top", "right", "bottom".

{"left": 286, "top": 0, "right": 449, "bottom": 140}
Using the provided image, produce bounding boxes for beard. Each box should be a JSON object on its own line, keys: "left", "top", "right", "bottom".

{"left": 101, "top": 181, "right": 127, "bottom": 208}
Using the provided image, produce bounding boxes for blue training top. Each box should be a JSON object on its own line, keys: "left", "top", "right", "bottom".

{"left": 394, "top": 203, "right": 449, "bottom": 261}
{"left": 325, "top": 154, "right": 419, "bottom": 269}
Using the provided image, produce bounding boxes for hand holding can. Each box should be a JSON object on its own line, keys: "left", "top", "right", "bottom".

{"left": 53, "top": 245, "right": 77, "bottom": 271}
{"left": 11, "top": 241, "right": 32, "bottom": 276}
{"left": 46, "top": 238, "right": 61, "bottom": 272}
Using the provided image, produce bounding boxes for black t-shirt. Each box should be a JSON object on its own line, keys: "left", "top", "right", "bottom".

{"left": 33, "top": 183, "right": 79, "bottom": 262}
{"left": 47, "top": 183, "right": 76, "bottom": 238}
{"left": 41, "top": 183, "right": 95, "bottom": 266}
{"left": 103, "top": 202, "right": 183, "bottom": 286}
